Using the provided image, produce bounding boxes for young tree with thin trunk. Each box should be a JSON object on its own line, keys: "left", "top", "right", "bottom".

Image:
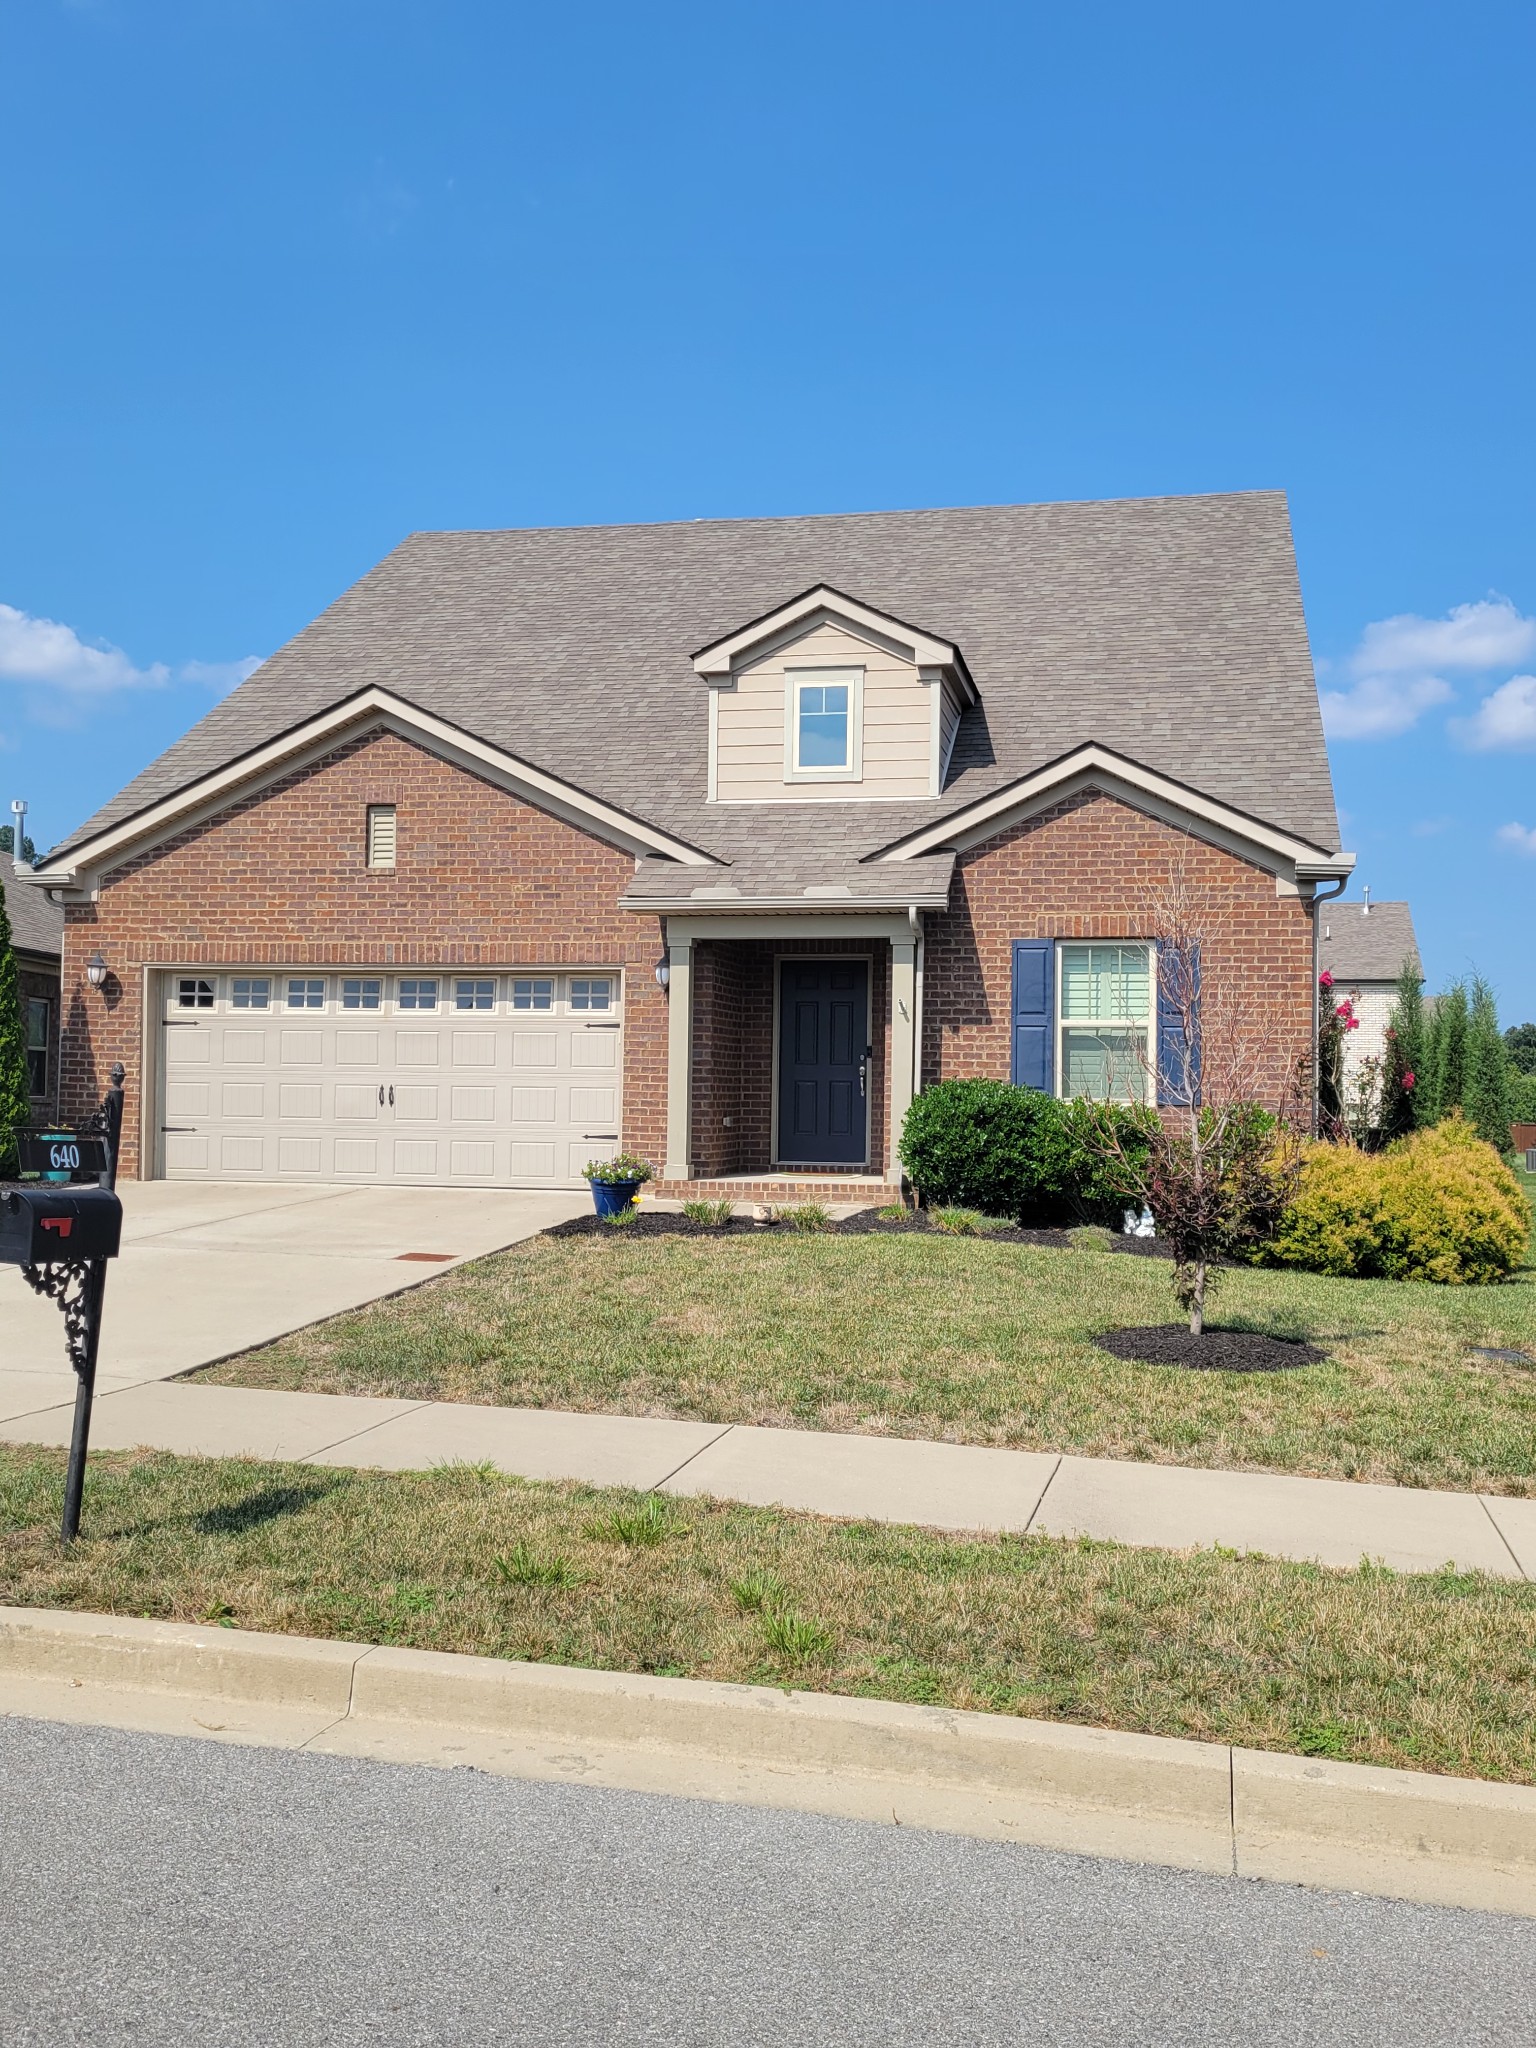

{"left": 0, "top": 878, "right": 33, "bottom": 1176}
{"left": 1081, "top": 879, "right": 1302, "bottom": 1337}
{"left": 1465, "top": 975, "right": 1514, "bottom": 1154}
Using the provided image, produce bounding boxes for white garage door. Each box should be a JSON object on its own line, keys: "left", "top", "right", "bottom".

{"left": 158, "top": 969, "right": 624, "bottom": 1186}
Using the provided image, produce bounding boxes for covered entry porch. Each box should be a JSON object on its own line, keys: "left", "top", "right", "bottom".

{"left": 652, "top": 914, "right": 923, "bottom": 1198}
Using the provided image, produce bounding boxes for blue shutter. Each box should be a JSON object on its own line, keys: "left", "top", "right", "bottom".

{"left": 1157, "top": 943, "right": 1202, "bottom": 1107}
{"left": 1011, "top": 941, "right": 1054, "bottom": 1092}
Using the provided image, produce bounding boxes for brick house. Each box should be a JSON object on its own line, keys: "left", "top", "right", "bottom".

{"left": 1316, "top": 896, "right": 1421, "bottom": 1086}
{"left": 20, "top": 492, "right": 1352, "bottom": 1198}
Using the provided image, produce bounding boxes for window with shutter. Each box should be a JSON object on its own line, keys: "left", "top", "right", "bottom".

{"left": 1157, "top": 943, "right": 1202, "bottom": 1106}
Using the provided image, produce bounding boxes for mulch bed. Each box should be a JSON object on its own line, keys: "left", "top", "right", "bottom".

{"left": 1095, "top": 1325, "right": 1326, "bottom": 1373}
{"left": 548, "top": 1209, "right": 1177, "bottom": 1256}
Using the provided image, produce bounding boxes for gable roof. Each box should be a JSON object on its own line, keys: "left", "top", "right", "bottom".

{"left": 1318, "top": 901, "right": 1420, "bottom": 984}
{"left": 46, "top": 491, "right": 1342, "bottom": 878}
{"left": 2, "top": 870, "right": 64, "bottom": 964}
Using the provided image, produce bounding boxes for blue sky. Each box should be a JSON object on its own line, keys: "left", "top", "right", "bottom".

{"left": 3, "top": 1, "right": 1533, "bottom": 1018}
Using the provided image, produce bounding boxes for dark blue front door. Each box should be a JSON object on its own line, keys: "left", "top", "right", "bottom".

{"left": 777, "top": 960, "right": 869, "bottom": 1166}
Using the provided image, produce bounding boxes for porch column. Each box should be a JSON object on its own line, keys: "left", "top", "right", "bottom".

{"left": 888, "top": 936, "right": 917, "bottom": 1185}
{"left": 664, "top": 931, "right": 694, "bottom": 1181}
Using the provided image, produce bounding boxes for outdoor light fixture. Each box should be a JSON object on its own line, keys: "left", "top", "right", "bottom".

{"left": 654, "top": 955, "right": 671, "bottom": 991}
{"left": 86, "top": 953, "right": 108, "bottom": 990}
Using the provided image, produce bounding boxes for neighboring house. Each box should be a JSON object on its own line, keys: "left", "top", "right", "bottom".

{"left": 22, "top": 491, "right": 1352, "bottom": 1196}
{"left": 4, "top": 856, "right": 63, "bottom": 1121}
{"left": 1317, "top": 898, "right": 1421, "bottom": 1085}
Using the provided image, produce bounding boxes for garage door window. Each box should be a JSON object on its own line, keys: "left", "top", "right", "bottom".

{"left": 570, "top": 977, "right": 612, "bottom": 1011}
{"left": 287, "top": 979, "right": 326, "bottom": 1009}
{"left": 512, "top": 978, "right": 554, "bottom": 1011}
{"left": 232, "top": 978, "right": 270, "bottom": 1010}
{"left": 342, "top": 979, "right": 383, "bottom": 1011}
{"left": 177, "top": 978, "right": 215, "bottom": 1009}
{"left": 397, "top": 978, "right": 439, "bottom": 1011}
{"left": 455, "top": 979, "right": 495, "bottom": 1011}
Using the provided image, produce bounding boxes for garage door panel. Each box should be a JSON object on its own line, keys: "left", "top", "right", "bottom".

{"left": 163, "top": 971, "right": 622, "bottom": 1186}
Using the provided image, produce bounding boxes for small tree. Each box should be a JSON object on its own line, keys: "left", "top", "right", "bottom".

{"left": 1465, "top": 976, "right": 1514, "bottom": 1154}
{"left": 1505, "top": 1022, "right": 1536, "bottom": 1078}
{"left": 1079, "top": 881, "right": 1302, "bottom": 1336}
{"left": 1316, "top": 973, "right": 1361, "bottom": 1136}
{"left": 0, "top": 878, "right": 33, "bottom": 1176}
{"left": 0, "top": 824, "right": 37, "bottom": 864}
{"left": 1380, "top": 958, "right": 1425, "bottom": 1137}
{"left": 1422, "top": 979, "right": 1469, "bottom": 1126}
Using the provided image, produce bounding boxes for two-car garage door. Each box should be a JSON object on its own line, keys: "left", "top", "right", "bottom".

{"left": 158, "top": 969, "right": 624, "bottom": 1186}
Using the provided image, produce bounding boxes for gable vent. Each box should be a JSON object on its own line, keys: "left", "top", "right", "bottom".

{"left": 366, "top": 805, "right": 397, "bottom": 869}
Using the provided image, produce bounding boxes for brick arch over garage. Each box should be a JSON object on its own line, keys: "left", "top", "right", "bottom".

{"left": 59, "top": 729, "right": 669, "bottom": 1180}
{"left": 917, "top": 789, "right": 1314, "bottom": 1112}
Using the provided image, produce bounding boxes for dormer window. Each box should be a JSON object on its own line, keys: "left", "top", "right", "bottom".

{"left": 789, "top": 669, "right": 861, "bottom": 779}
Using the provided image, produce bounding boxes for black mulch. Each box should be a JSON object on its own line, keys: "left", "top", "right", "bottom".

{"left": 548, "top": 1208, "right": 1178, "bottom": 1256}
{"left": 1095, "top": 1324, "right": 1326, "bottom": 1373}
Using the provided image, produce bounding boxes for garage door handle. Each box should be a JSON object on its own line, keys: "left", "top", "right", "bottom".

{"left": 388, "top": 1085, "right": 395, "bottom": 1107}
{"left": 378, "top": 1085, "right": 385, "bottom": 1106}
{"left": 584, "top": 1133, "right": 619, "bottom": 1140}
{"left": 584, "top": 1022, "right": 621, "bottom": 1029}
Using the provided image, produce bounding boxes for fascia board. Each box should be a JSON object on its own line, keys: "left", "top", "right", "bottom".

{"left": 620, "top": 888, "right": 952, "bottom": 915}
{"left": 33, "top": 688, "right": 714, "bottom": 886}
{"left": 875, "top": 746, "right": 1336, "bottom": 875}
{"left": 662, "top": 911, "right": 918, "bottom": 943}
{"left": 692, "top": 585, "right": 959, "bottom": 677}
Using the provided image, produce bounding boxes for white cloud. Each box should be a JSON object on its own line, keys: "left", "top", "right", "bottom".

{"left": 1497, "top": 822, "right": 1536, "bottom": 856}
{"left": 1453, "top": 673, "right": 1536, "bottom": 752}
{"left": 1321, "top": 595, "right": 1536, "bottom": 742}
{"left": 0, "top": 603, "right": 263, "bottom": 715}
{"left": 1320, "top": 672, "right": 1452, "bottom": 739}
{"left": 1351, "top": 597, "right": 1536, "bottom": 677}
{"left": 0, "top": 602, "right": 169, "bottom": 694}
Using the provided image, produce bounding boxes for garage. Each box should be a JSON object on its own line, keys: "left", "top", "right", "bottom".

{"left": 157, "top": 969, "right": 624, "bottom": 1186}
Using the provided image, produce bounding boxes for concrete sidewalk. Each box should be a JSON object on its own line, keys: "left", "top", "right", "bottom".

{"left": 2, "top": 1378, "right": 1532, "bottom": 1580}
{"left": 0, "top": 1182, "right": 586, "bottom": 1403}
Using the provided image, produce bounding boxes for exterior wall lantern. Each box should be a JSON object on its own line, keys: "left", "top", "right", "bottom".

{"left": 654, "top": 955, "right": 671, "bottom": 991}
{"left": 86, "top": 953, "right": 108, "bottom": 989}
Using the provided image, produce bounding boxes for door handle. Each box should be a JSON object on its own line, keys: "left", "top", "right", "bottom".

{"left": 378, "top": 1085, "right": 385, "bottom": 1106}
{"left": 388, "top": 1084, "right": 395, "bottom": 1107}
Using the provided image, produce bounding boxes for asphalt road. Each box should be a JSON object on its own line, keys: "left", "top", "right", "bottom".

{"left": 2, "top": 1717, "right": 1532, "bottom": 2046}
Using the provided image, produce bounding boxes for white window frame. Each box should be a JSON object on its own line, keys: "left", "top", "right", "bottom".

{"left": 454, "top": 977, "right": 497, "bottom": 1012}
{"left": 286, "top": 977, "right": 327, "bottom": 1011}
{"left": 784, "top": 667, "right": 864, "bottom": 783}
{"left": 1055, "top": 940, "right": 1157, "bottom": 1105}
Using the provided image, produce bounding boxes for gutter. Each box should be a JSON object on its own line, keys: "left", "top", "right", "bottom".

{"left": 1306, "top": 874, "right": 1350, "bottom": 1134}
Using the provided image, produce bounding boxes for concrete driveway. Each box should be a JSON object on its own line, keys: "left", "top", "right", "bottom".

{"left": 0, "top": 1181, "right": 586, "bottom": 1424}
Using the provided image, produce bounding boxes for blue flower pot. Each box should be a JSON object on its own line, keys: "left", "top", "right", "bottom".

{"left": 591, "top": 1178, "right": 643, "bottom": 1218}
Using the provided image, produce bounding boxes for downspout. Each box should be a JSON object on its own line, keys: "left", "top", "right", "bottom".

{"left": 910, "top": 904, "right": 924, "bottom": 1110}
{"left": 1307, "top": 875, "right": 1348, "bottom": 1136}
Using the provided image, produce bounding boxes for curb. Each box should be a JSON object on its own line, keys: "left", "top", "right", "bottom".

{"left": 3, "top": 1606, "right": 1533, "bottom": 1918}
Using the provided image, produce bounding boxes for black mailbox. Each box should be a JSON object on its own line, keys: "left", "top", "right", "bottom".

{"left": 0, "top": 1185, "right": 124, "bottom": 1266}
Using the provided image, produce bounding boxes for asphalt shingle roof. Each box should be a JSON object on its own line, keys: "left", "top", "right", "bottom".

{"left": 1318, "top": 901, "right": 1420, "bottom": 984}
{"left": 54, "top": 491, "right": 1342, "bottom": 869}
{"left": 2, "top": 870, "right": 63, "bottom": 964}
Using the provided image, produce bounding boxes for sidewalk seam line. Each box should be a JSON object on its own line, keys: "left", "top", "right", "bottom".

{"left": 292, "top": 1402, "right": 439, "bottom": 1466}
{"left": 1475, "top": 1494, "right": 1529, "bottom": 1581}
{"left": 1227, "top": 1746, "right": 1237, "bottom": 1876}
{"left": 649, "top": 1424, "right": 738, "bottom": 1492}
{"left": 1021, "top": 1455, "right": 1064, "bottom": 1533}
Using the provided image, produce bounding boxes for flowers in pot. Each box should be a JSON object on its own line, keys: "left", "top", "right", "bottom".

{"left": 582, "top": 1152, "right": 655, "bottom": 1218}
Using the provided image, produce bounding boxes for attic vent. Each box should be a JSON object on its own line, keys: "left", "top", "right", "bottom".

{"left": 366, "top": 805, "right": 397, "bottom": 870}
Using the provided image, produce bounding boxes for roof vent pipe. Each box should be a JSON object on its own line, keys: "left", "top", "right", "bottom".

{"left": 1362, "top": 885, "right": 1370, "bottom": 916}
{"left": 9, "top": 798, "right": 28, "bottom": 873}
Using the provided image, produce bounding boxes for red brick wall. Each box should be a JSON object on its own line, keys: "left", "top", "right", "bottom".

{"left": 59, "top": 732, "right": 670, "bottom": 1179}
{"left": 920, "top": 792, "right": 1313, "bottom": 1109}
{"left": 690, "top": 939, "right": 890, "bottom": 1175}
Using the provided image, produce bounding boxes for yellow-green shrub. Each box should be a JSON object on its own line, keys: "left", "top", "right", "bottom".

{"left": 1267, "top": 1115, "right": 1529, "bottom": 1285}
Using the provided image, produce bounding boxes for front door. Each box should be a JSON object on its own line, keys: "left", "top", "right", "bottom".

{"left": 776, "top": 959, "right": 869, "bottom": 1166}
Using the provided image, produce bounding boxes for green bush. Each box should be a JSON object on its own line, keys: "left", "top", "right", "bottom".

{"left": 898, "top": 1078, "right": 1152, "bottom": 1224}
{"left": 1266, "top": 1115, "right": 1529, "bottom": 1285}
{"left": 1510, "top": 1071, "right": 1536, "bottom": 1128}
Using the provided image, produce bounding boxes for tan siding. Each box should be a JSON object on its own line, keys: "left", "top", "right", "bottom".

{"left": 714, "top": 621, "right": 933, "bottom": 802}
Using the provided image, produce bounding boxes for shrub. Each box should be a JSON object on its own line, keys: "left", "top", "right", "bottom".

{"left": 777, "top": 1203, "right": 830, "bottom": 1232}
{"left": 898, "top": 1079, "right": 1150, "bottom": 1224}
{"left": 1511, "top": 1072, "right": 1536, "bottom": 1128}
{"left": 1267, "top": 1116, "right": 1529, "bottom": 1285}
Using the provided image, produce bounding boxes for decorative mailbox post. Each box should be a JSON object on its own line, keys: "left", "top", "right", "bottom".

{"left": 1, "top": 1065, "right": 126, "bottom": 1543}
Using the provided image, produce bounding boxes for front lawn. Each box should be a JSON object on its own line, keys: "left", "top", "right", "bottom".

{"left": 201, "top": 1226, "right": 1536, "bottom": 1495}
{"left": 2, "top": 1445, "right": 1533, "bottom": 1784}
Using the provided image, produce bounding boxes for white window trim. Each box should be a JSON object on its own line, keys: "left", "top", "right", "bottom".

{"left": 784, "top": 667, "right": 864, "bottom": 784}
{"left": 1055, "top": 940, "right": 1158, "bottom": 1105}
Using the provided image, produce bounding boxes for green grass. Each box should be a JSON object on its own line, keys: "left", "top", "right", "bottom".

{"left": 202, "top": 1218, "right": 1536, "bottom": 1495}
{"left": 3, "top": 1444, "right": 1533, "bottom": 1783}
